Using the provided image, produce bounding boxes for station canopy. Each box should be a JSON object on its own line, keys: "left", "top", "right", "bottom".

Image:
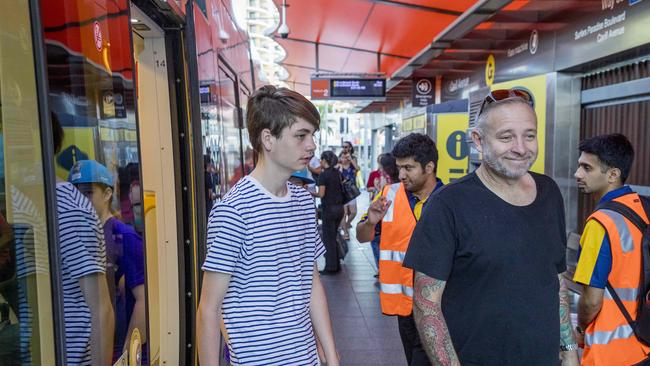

{"left": 272, "top": 0, "right": 603, "bottom": 112}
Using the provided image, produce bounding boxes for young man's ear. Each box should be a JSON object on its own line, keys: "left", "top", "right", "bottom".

{"left": 607, "top": 167, "right": 622, "bottom": 184}
{"left": 260, "top": 128, "right": 274, "bottom": 152}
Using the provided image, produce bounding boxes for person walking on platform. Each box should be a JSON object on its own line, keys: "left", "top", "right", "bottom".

{"left": 573, "top": 134, "right": 650, "bottom": 366}
{"left": 315, "top": 151, "right": 345, "bottom": 274}
{"left": 366, "top": 154, "right": 384, "bottom": 200}
{"left": 338, "top": 149, "right": 358, "bottom": 240}
{"left": 356, "top": 133, "right": 443, "bottom": 366}
{"left": 196, "top": 86, "right": 338, "bottom": 366}
{"left": 404, "top": 89, "right": 579, "bottom": 366}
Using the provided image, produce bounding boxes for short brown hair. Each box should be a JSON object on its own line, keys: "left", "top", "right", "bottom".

{"left": 246, "top": 85, "right": 320, "bottom": 153}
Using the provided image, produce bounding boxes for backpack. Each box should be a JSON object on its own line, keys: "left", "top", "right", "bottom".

{"left": 597, "top": 195, "right": 650, "bottom": 346}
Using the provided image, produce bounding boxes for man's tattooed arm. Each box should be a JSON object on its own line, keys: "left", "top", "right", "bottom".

{"left": 559, "top": 273, "right": 576, "bottom": 347}
{"left": 413, "top": 272, "right": 460, "bottom": 366}
{"left": 559, "top": 274, "right": 579, "bottom": 365}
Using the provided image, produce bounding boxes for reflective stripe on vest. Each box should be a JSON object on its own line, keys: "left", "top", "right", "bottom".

{"left": 604, "top": 286, "right": 639, "bottom": 302}
{"left": 581, "top": 193, "right": 650, "bottom": 366}
{"left": 382, "top": 183, "right": 400, "bottom": 223}
{"left": 585, "top": 324, "right": 634, "bottom": 346}
{"left": 378, "top": 182, "right": 416, "bottom": 316}
{"left": 379, "top": 249, "right": 406, "bottom": 262}
{"left": 380, "top": 283, "right": 414, "bottom": 297}
{"left": 599, "top": 209, "right": 635, "bottom": 252}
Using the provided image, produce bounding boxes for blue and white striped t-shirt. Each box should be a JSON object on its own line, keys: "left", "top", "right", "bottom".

{"left": 56, "top": 182, "right": 106, "bottom": 366}
{"left": 202, "top": 175, "right": 324, "bottom": 366}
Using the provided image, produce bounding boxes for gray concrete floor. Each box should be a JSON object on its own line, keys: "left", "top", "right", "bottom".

{"left": 317, "top": 193, "right": 408, "bottom": 366}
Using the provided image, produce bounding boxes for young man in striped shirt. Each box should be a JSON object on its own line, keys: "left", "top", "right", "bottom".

{"left": 197, "top": 86, "right": 338, "bottom": 366}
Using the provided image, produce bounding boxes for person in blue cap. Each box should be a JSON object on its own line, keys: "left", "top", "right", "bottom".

{"left": 69, "top": 160, "right": 147, "bottom": 363}
{"left": 289, "top": 168, "right": 315, "bottom": 190}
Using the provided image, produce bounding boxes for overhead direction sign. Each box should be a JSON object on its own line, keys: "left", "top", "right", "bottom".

{"left": 310, "top": 75, "right": 386, "bottom": 100}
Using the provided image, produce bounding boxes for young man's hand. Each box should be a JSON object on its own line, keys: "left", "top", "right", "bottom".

{"left": 366, "top": 197, "right": 391, "bottom": 225}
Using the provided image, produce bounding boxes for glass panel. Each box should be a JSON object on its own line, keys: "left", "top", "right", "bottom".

{"left": 40, "top": 0, "right": 148, "bottom": 363}
{"left": 217, "top": 68, "right": 244, "bottom": 192}
{"left": 200, "top": 83, "right": 223, "bottom": 216}
{"left": 0, "top": 0, "right": 55, "bottom": 363}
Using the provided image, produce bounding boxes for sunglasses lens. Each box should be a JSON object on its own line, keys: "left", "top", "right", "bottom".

{"left": 490, "top": 89, "right": 512, "bottom": 101}
{"left": 511, "top": 89, "right": 532, "bottom": 102}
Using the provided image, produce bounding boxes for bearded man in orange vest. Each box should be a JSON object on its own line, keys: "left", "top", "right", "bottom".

{"left": 356, "top": 133, "right": 443, "bottom": 366}
{"left": 573, "top": 133, "right": 650, "bottom": 366}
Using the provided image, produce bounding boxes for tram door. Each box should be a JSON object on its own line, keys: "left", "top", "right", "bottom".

{"left": 131, "top": 5, "right": 181, "bottom": 365}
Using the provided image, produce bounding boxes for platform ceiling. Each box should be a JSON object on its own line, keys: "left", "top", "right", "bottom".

{"left": 271, "top": 0, "right": 604, "bottom": 112}
{"left": 271, "top": 0, "right": 479, "bottom": 97}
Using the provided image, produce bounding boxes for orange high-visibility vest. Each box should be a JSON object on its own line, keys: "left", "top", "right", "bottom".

{"left": 582, "top": 192, "right": 650, "bottom": 366}
{"left": 379, "top": 183, "right": 416, "bottom": 316}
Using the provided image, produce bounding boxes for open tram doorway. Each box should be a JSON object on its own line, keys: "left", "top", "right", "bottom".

{"left": 130, "top": 5, "right": 182, "bottom": 364}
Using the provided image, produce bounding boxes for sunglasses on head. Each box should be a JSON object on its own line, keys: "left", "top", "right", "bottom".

{"left": 477, "top": 88, "right": 534, "bottom": 117}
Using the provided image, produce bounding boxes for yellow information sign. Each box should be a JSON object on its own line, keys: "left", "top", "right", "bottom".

{"left": 491, "top": 74, "right": 547, "bottom": 174}
{"left": 485, "top": 54, "right": 496, "bottom": 87}
{"left": 55, "top": 127, "right": 96, "bottom": 180}
{"left": 436, "top": 113, "right": 469, "bottom": 184}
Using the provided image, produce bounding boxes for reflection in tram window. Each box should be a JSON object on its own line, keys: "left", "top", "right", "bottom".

{"left": 0, "top": 0, "right": 56, "bottom": 363}
{"left": 69, "top": 160, "right": 147, "bottom": 363}
{"left": 40, "top": 0, "right": 149, "bottom": 363}
{"left": 52, "top": 115, "right": 114, "bottom": 365}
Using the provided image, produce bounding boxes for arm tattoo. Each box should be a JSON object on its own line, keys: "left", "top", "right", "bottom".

{"left": 413, "top": 272, "right": 459, "bottom": 366}
{"left": 559, "top": 274, "right": 576, "bottom": 347}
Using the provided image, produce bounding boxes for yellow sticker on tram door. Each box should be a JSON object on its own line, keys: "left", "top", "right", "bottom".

{"left": 129, "top": 328, "right": 142, "bottom": 366}
{"left": 436, "top": 113, "right": 469, "bottom": 184}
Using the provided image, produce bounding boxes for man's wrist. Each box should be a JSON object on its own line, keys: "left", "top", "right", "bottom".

{"left": 365, "top": 218, "right": 378, "bottom": 227}
{"left": 560, "top": 343, "right": 579, "bottom": 351}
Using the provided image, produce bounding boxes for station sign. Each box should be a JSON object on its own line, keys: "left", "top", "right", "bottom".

{"left": 310, "top": 78, "right": 330, "bottom": 99}
{"left": 310, "top": 77, "right": 386, "bottom": 100}
{"left": 555, "top": 0, "right": 650, "bottom": 70}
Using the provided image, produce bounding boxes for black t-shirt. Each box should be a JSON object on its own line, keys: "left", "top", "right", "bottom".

{"left": 403, "top": 172, "right": 566, "bottom": 366}
{"left": 317, "top": 168, "right": 343, "bottom": 208}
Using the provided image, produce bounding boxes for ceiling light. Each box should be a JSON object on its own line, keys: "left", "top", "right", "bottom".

{"left": 131, "top": 18, "right": 139, "bottom": 23}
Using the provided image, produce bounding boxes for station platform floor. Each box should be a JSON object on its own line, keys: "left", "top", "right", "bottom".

{"left": 317, "top": 193, "right": 408, "bottom": 366}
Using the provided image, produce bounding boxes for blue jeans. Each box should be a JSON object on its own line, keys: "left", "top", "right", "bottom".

{"left": 370, "top": 236, "right": 380, "bottom": 266}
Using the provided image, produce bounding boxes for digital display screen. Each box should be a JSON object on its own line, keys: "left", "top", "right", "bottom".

{"left": 330, "top": 78, "right": 386, "bottom": 98}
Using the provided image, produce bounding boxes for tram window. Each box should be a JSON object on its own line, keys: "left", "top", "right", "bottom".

{"left": 41, "top": 0, "right": 149, "bottom": 364}
{"left": 0, "top": 0, "right": 56, "bottom": 363}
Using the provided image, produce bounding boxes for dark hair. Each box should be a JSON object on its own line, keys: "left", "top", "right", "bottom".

{"left": 380, "top": 153, "right": 399, "bottom": 182}
{"left": 392, "top": 133, "right": 439, "bottom": 173}
{"left": 51, "top": 112, "right": 64, "bottom": 154}
{"left": 320, "top": 150, "right": 338, "bottom": 169}
{"left": 343, "top": 141, "right": 354, "bottom": 154}
{"left": 579, "top": 133, "right": 634, "bottom": 184}
{"left": 246, "top": 85, "right": 320, "bottom": 153}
